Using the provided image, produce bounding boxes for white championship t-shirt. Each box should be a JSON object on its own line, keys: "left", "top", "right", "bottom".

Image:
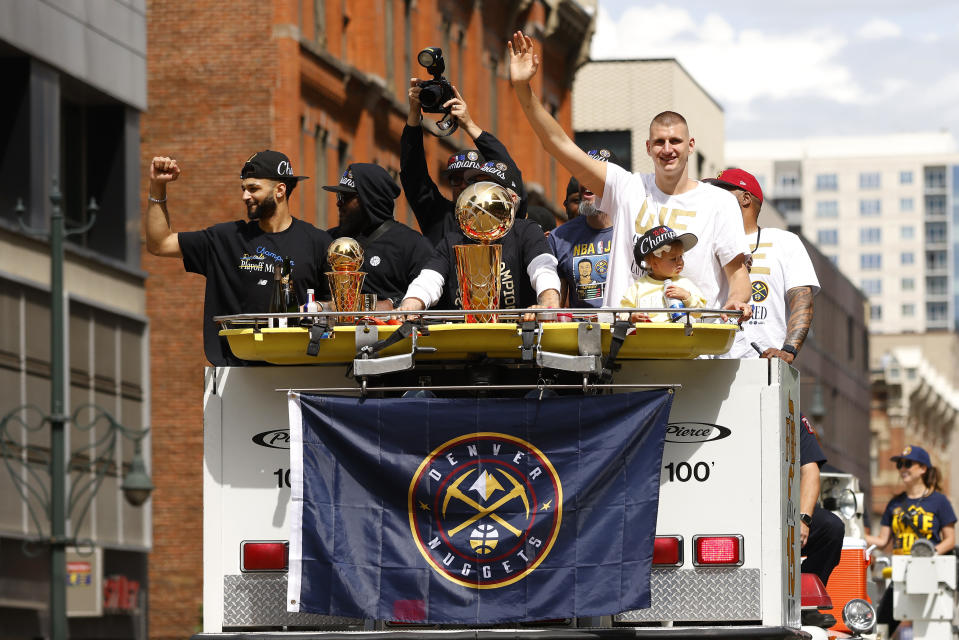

{"left": 726, "top": 227, "right": 820, "bottom": 358}
{"left": 597, "top": 163, "right": 748, "bottom": 309}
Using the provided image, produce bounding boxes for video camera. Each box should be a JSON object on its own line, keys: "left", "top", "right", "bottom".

{"left": 416, "top": 47, "right": 454, "bottom": 114}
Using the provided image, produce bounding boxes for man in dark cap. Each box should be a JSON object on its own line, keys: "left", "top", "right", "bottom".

{"left": 324, "top": 163, "right": 434, "bottom": 310}
{"left": 397, "top": 162, "right": 560, "bottom": 316}
{"left": 145, "top": 150, "right": 333, "bottom": 366}
{"left": 402, "top": 81, "right": 527, "bottom": 245}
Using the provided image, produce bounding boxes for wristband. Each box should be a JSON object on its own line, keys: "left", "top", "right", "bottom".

{"left": 148, "top": 196, "right": 167, "bottom": 204}
{"left": 800, "top": 512, "right": 812, "bottom": 526}
{"left": 781, "top": 344, "right": 798, "bottom": 357}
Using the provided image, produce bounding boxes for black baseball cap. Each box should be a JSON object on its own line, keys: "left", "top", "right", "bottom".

{"left": 464, "top": 160, "right": 521, "bottom": 193}
{"left": 635, "top": 225, "right": 698, "bottom": 259}
{"left": 322, "top": 168, "right": 358, "bottom": 194}
{"left": 441, "top": 149, "right": 486, "bottom": 177}
{"left": 586, "top": 148, "right": 619, "bottom": 164}
{"left": 241, "top": 150, "right": 309, "bottom": 181}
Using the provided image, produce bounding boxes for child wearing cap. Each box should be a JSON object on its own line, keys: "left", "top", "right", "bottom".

{"left": 620, "top": 225, "right": 706, "bottom": 323}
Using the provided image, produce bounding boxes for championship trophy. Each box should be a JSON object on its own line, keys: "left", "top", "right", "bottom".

{"left": 326, "top": 237, "right": 366, "bottom": 323}
{"left": 454, "top": 181, "right": 516, "bottom": 323}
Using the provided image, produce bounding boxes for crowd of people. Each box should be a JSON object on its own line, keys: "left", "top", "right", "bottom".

{"left": 144, "top": 31, "right": 955, "bottom": 600}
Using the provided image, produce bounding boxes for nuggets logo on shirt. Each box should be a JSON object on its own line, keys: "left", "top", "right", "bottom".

{"left": 751, "top": 281, "right": 769, "bottom": 302}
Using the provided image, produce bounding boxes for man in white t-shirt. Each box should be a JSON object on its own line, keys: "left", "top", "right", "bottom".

{"left": 703, "top": 169, "right": 819, "bottom": 362}
{"left": 506, "top": 31, "right": 752, "bottom": 321}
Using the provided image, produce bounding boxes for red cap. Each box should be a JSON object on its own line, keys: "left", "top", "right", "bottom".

{"left": 703, "top": 168, "right": 763, "bottom": 203}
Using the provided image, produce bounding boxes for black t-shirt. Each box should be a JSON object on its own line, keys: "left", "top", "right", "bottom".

{"left": 179, "top": 218, "right": 332, "bottom": 366}
{"left": 425, "top": 218, "right": 551, "bottom": 309}
{"left": 351, "top": 221, "right": 435, "bottom": 304}
{"left": 799, "top": 415, "right": 826, "bottom": 468}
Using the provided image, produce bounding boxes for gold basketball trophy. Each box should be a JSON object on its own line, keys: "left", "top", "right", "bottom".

{"left": 454, "top": 181, "right": 516, "bottom": 323}
{"left": 326, "top": 237, "right": 365, "bottom": 324}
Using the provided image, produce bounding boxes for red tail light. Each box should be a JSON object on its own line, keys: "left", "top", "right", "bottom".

{"left": 692, "top": 535, "right": 743, "bottom": 566}
{"left": 241, "top": 541, "right": 288, "bottom": 572}
{"left": 652, "top": 536, "right": 683, "bottom": 566}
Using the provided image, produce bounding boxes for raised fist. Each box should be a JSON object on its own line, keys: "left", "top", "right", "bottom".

{"left": 150, "top": 156, "right": 180, "bottom": 184}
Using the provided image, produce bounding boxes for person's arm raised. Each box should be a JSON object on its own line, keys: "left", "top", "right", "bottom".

{"left": 145, "top": 156, "right": 183, "bottom": 258}
{"left": 508, "top": 31, "right": 606, "bottom": 199}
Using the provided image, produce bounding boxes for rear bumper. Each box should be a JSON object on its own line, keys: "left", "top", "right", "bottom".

{"left": 191, "top": 626, "right": 810, "bottom": 640}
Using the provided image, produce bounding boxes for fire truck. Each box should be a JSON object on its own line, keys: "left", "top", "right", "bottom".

{"left": 192, "top": 309, "right": 880, "bottom": 639}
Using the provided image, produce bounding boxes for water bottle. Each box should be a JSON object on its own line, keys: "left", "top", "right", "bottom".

{"left": 663, "top": 278, "right": 685, "bottom": 322}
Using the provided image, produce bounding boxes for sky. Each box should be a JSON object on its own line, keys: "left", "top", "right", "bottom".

{"left": 590, "top": 1, "right": 959, "bottom": 142}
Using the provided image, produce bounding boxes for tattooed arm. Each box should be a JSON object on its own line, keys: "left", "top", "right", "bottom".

{"left": 760, "top": 285, "right": 814, "bottom": 365}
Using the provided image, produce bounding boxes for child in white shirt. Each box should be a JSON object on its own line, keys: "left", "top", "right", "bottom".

{"left": 620, "top": 225, "right": 706, "bottom": 322}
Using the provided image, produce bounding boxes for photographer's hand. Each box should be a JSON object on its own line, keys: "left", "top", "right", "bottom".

{"left": 508, "top": 31, "right": 540, "bottom": 87}
{"left": 445, "top": 86, "right": 482, "bottom": 139}
{"left": 407, "top": 78, "right": 422, "bottom": 126}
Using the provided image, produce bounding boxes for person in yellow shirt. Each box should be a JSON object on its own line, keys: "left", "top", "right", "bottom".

{"left": 621, "top": 225, "right": 706, "bottom": 323}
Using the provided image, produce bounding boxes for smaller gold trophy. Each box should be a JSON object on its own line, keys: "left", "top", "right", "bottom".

{"left": 326, "top": 237, "right": 366, "bottom": 324}
{"left": 454, "top": 181, "right": 516, "bottom": 323}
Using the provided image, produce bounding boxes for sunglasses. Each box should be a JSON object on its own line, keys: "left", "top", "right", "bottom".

{"left": 896, "top": 460, "right": 914, "bottom": 470}
{"left": 336, "top": 192, "right": 357, "bottom": 206}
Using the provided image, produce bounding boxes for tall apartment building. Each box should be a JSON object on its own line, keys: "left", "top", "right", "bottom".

{"left": 572, "top": 58, "right": 725, "bottom": 177}
{"left": 141, "top": 2, "right": 594, "bottom": 638}
{"left": 0, "top": 1, "right": 150, "bottom": 638}
{"left": 727, "top": 133, "right": 959, "bottom": 334}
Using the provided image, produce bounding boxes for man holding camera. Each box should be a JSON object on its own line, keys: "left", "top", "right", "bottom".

{"left": 401, "top": 78, "right": 527, "bottom": 245}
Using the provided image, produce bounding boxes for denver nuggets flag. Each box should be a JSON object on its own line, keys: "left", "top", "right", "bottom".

{"left": 286, "top": 391, "right": 672, "bottom": 623}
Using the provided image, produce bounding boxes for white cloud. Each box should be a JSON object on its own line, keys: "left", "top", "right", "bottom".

{"left": 590, "top": 4, "right": 864, "bottom": 106}
{"left": 856, "top": 18, "right": 902, "bottom": 40}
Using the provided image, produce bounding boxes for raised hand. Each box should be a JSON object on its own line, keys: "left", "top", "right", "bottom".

{"left": 507, "top": 31, "right": 539, "bottom": 86}
{"left": 443, "top": 86, "right": 481, "bottom": 138}
{"left": 150, "top": 156, "right": 180, "bottom": 184}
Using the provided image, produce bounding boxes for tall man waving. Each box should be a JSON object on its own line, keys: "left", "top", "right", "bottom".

{"left": 507, "top": 32, "right": 751, "bottom": 320}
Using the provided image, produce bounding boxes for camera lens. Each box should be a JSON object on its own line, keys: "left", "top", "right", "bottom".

{"left": 420, "top": 85, "right": 441, "bottom": 109}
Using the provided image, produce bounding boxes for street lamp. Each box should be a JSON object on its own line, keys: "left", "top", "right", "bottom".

{"left": 0, "top": 182, "right": 152, "bottom": 640}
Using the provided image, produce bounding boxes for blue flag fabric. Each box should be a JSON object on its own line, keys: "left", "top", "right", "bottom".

{"left": 287, "top": 391, "right": 672, "bottom": 624}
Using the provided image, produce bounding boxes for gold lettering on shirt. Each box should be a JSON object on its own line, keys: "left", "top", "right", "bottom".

{"left": 750, "top": 267, "right": 771, "bottom": 275}
{"left": 635, "top": 204, "right": 696, "bottom": 235}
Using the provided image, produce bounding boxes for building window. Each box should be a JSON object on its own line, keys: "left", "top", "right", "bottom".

{"left": 927, "top": 275, "right": 947, "bottom": 294}
{"left": 815, "top": 173, "right": 838, "bottom": 191}
{"left": 778, "top": 173, "right": 800, "bottom": 191}
{"left": 860, "top": 253, "right": 881, "bottom": 269}
{"left": 900, "top": 197, "right": 914, "bottom": 212}
{"left": 816, "top": 200, "right": 839, "bottom": 218}
{"left": 900, "top": 170, "right": 913, "bottom": 185}
{"left": 925, "top": 166, "right": 946, "bottom": 190}
{"left": 870, "top": 304, "right": 882, "bottom": 320}
{"left": 926, "top": 195, "right": 946, "bottom": 216}
{"left": 859, "top": 172, "right": 881, "bottom": 189}
{"left": 927, "top": 301, "right": 948, "bottom": 322}
{"left": 313, "top": 0, "right": 326, "bottom": 46}
{"left": 902, "top": 303, "right": 915, "bottom": 316}
{"left": 901, "top": 252, "right": 914, "bottom": 265}
{"left": 926, "top": 221, "right": 947, "bottom": 243}
{"left": 860, "top": 227, "right": 881, "bottom": 244}
{"left": 901, "top": 277, "right": 914, "bottom": 290}
{"left": 900, "top": 225, "right": 914, "bottom": 239}
{"left": 859, "top": 199, "right": 881, "bottom": 216}
{"left": 861, "top": 279, "right": 882, "bottom": 295}
{"left": 817, "top": 229, "right": 838, "bottom": 245}
{"left": 926, "top": 250, "right": 947, "bottom": 270}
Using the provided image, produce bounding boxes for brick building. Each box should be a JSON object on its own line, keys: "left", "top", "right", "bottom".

{"left": 141, "top": 1, "right": 594, "bottom": 637}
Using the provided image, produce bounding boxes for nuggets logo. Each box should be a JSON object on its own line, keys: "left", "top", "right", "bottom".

{"left": 408, "top": 433, "right": 562, "bottom": 589}
{"left": 751, "top": 281, "right": 769, "bottom": 302}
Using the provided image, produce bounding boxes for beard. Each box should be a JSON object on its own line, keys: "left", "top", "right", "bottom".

{"left": 247, "top": 193, "right": 277, "bottom": 220}
{"left": 579, "top": 199, "right": 601, "bottom": 217}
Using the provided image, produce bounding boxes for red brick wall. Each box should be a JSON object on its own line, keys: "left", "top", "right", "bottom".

{"left": 142, "top": 2, "right": 583, "bottom": 638}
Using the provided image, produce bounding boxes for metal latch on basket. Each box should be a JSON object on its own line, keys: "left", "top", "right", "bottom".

{"left": 352, "top": 321, "right": 434, "bottom": 377}
{"left": 535, "top": 321, "right": 602, "bottom": 373}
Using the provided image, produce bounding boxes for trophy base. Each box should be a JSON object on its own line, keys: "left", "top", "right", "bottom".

{"left": 454, "top": 244, "right": 502, "bottom": 323}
